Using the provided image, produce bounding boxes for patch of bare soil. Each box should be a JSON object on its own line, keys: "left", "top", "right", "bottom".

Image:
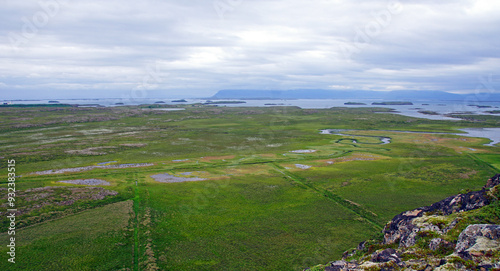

{"left": 31, "top": 163, "right": 154, "bottom": 175}
{"left": 58, "top": 179, "right": 111, "bottom": 186}
{"left": 119, "top": 143, "right": 147, "bottom": 147}
{"left": 65, "top": 146, "right": 116, "bottom": 155}
{"left": 151, "top": 173, "right": 206, "bottom": 183}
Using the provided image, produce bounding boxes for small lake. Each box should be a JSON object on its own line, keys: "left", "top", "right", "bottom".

{"left": 457, "top": 128, "right": 500, "bottom": 146}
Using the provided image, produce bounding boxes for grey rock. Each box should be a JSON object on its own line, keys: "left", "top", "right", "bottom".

{"left": 325, "top": 260, "right": 360, "bottom": 271}
{"left": 442, "top": 219, "right": 459, "bottom": 234}
{"left": 429, "top": 238, "right": 444, "bottom": 251}
{"left": 342, "top": 249, "right": 356, "bottom": 260}
{"left": 455, "top": 224, "right": 500, "bottom": 254}
{"left": 371, "top": 248, "right": 400, "bottom": 263}
{"left": 484, "top": 174, "right": 500, "bottom": 189}
{"left": 357, "top": 241, "right": 367, "bottom": 251}
{"left": 384, "top": 187, "right": 492, "bottom": 247}
{"left": 326, "top": 260, "right": 348, "bottom": 271}
{"left": 429, "top": 238, "right": 454, "bottom": 252}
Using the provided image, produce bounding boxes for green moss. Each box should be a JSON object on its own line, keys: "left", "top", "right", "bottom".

{"left": 448, "top": 255, "right": 477, "bottom": 269}
{"left": 309, "top": 265, "right": 327, "bottom": 271}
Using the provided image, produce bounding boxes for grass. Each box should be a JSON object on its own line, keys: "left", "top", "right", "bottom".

{"left": 0, "top": 200, "right": 133, "bottom": 271}
{"left": 472, "top": 153, "right": 500, "bottom": 171}
{"left": 291, "top": 156, "right": 494, "bottom": 222}
{"left": 0, "top": 105, "right": 498, "bottom": 270}
{"left": 142, "top": 166, "right": 376, "bottom": 270}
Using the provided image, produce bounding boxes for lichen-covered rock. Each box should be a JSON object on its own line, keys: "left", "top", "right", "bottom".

{"left": 383, "top": 189, "right": 491, "bottom": 247}
{"left": 342, "top": 249, "right": 357, "bottom": 260}
{"left": 358, "top": 260, "right": 400, "bottom": 270}
{"left": 371, "top": 248, "right": 400, "bottom": 263}
{"left": 325, "top": 260, "right": 359, "bottom": 271}
{"left": 484, "top": 174, "right": 500, "bottom": 189}
{"left": 455, "top": 224, "right": 500, "bottom": 254}
{"left": 429, "top": 238, "right": 445, "bottom": 251}
{"left": 434, "top": 262, "right": 468, "bottom": 271}
{"left": 306, "top": 175, "right": 500, "bottom": 271}
{"left": 403, "top": 259, "right": 430, "bottom": 270}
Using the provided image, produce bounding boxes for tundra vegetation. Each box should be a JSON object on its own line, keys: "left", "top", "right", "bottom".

{"left": 0, "top": 105, "right": 498, "bottom": 270}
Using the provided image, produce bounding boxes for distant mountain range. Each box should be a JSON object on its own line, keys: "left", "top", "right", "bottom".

{"left": 211, "top": 89, "right": 500, "bottom": 102}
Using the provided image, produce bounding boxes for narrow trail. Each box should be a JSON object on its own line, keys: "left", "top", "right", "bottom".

{"left": 132, "top": 175, "right": 140, "bottom": 271}
{"left": 467, "top": 153, "right": 499, "bottom": 171}
{"left": 270, "top": 163, "right": 384, "bottom": 231}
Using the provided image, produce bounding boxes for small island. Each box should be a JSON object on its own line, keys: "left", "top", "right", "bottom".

{"left": 172, "top": 99, "right": 187, "bottom": 103}
{"left": 0, "top": 103, "right": 73, "bottom": 108}
{"left": 155, "top": 101, "right": 166, "bottom": 104}
{"left": 204, "top": 100, "right": 247, "bottom": 105}
{"left": 469, "top": 105, "right": 493, "bottom": 108}
{"left": 372, "top": 101, "right": 413, "bottom": 105}
{"left": 344, "top": 102, "right": 367, "bottom": 105}
{"left": 418, "top": 110, "right": 440, "bottom": 115}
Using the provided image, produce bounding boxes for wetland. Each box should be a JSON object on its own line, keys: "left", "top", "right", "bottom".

{"left": 0, "top": 104, "right": 498, "bottom": 270}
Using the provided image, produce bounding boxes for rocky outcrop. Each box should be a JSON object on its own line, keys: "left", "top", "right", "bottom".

{"left": 455, "top": 224, "right": 500, "bottom": 256}
{"left": 485, "top": 174, "right": 500, "bottom": 189}
{"left": 383, "top": 174, "right": 500, "bottom": 247}
{"left": 325, "top": 260, "right": 358, "bottom": 271}
{"left": 370, "top": 248, "right": 401, "bottom": 263}
{"left": 305, "top": 174, "right": 500, "bottom": 271}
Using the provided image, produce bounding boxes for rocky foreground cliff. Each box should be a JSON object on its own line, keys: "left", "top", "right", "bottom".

{"left": 306, "top": 174, "right": 500, "bottom": 271}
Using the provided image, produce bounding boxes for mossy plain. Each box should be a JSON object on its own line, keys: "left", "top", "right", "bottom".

{"left": 0, "top": 105, "right": 498, "bottom": 270}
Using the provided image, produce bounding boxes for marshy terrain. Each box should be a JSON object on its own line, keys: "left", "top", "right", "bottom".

{"left": 0, "top": 104, "right": 498, "bottom": 270}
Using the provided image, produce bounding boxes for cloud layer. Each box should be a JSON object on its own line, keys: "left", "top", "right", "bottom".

{"left": 1, "top": 0, "right": 499, "bottom": 99}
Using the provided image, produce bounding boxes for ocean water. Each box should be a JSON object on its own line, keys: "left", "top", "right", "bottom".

{"left": 3, "top": 98, "right": 500, "bottom": 121}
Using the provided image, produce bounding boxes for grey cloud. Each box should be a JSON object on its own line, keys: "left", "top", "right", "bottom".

{"left": 1, "top": 0, "right": 499, "bottom": 99}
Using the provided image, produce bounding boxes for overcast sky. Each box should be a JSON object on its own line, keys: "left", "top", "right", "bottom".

{"left": 1, "top": 0, "right": 499, "bottom": 99}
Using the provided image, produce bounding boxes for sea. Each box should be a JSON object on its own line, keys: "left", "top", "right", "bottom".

{"left": 3, "top": 98, "right": 499, "bottom": 121}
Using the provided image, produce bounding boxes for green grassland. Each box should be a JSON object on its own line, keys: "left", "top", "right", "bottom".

{"left": 0, "top": 200, "right": 133, "bottom": 270}
{"left": 0, "top": 105, "right": 498, "bottom": 270}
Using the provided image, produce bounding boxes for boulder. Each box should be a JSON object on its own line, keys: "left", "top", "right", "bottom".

{"left": 357, "top": 241, "right": 367, "bottom": 251}
{"left": 371, "top": 248, "right": 400, "bottom": 263}
{"left": 484, "top": 174, "right": 500, "bottom": 189}
{"left": 455, "top": 224, "right": 500, "bottom": 254}
{"left": 325, "top": 260, "right": 347, "bottom": 271}
{"left": 325, "top": 260, "right": 359, "bottom": 271}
